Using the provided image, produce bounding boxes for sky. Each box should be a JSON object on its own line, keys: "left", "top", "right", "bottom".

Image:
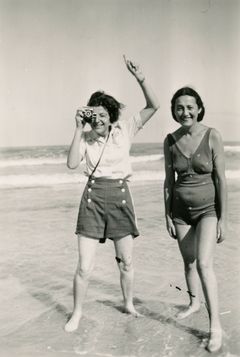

{"left": 0, "top": 0, "right": 240, "bottom": 147}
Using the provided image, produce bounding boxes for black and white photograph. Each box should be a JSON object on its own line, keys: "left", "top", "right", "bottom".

{"left": 0, "top": 0, "right": 239, "bottom": 356}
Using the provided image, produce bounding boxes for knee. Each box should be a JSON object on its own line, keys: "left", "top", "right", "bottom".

{"left": 115, "top": 256, "right": 133, "bottom": 272}
{"left": 76, "top": 264, "right": 92, "bottom": 280}
{"left": 183, "top": 257, "right": 196, "bottom": 273}
{"left": 197, "top": 259, "right": 213, "bottom": 276}
{"left": 183, "top": 260, "right": 196, "bottom": 272}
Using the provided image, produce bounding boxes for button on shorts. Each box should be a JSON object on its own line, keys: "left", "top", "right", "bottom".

{"left": 75, "top": 177, "right": 139, "bottom": 243}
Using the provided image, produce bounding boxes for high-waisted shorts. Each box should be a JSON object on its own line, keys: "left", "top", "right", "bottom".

{"left": 75, "top": 177, "right": 139, "bottom": 243}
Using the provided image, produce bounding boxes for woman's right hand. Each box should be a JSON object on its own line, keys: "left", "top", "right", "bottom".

{"left": 166, "top": 215, "right": 177, "bottom": 239}
{"left": 75, "top": 108, "right": 86, "bottom": 129}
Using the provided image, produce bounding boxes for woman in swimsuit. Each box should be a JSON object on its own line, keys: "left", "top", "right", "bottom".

{"left": 163, "top": 87, "right": 227, "bottom": 353}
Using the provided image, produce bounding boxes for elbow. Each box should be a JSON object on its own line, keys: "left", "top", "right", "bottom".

{"left": 146, "top": 98, "right": 160, "bottom": 112}
{"left": 214, "top": 173, "right": 227, "bottom": 187}
{"left": 164, "top": 175, "right": 174, "bottom": 185}
{"left": 67, "top": 154, "right": 81, "bottom": 170}
{"left": 151, "top": 101, "right": 160, "bottom": 112}
{"left": 154, "top": 101, "right": 160, "bottom": 111}
{"left": 67, "top": 161, "right": 78, "bottom": 170}
{"left": 145, "top": 103, "right": 160, "bottom": 116}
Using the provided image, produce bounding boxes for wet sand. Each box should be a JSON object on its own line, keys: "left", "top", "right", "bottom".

{"left": 0, "top": 180, "right": 239, "bottom": 357}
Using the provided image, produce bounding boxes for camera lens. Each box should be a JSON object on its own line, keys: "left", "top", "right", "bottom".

{"left": 85, "top": 110, "right": 92, "bottom": 118}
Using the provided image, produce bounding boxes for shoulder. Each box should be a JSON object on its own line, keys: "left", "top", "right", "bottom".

{"left": 164, "top": 133, "right": 172, "bottom": 144}
{"left": 123, "top": 112, "right": 142, "bottom": 126}
{"left": 209, "top": 127, "right": 223, "bottom": 143}
{"left": 164, "top": 129, "right": 180, "bottom": 146}
{"left": 111, "top": 118, "right": 126, "bottom": 136}
{"left": 164, "top": 133, "right": 174, "bottom": 151}
{"left": 116, "top": 117, "right": 126, "bottom": 128}
{"left": 209, "top": 127, "right": 222, "bottom": 139}
{"left": 118, "top": 112, "right": 143, "bottom": 135}
{"left": 209, "top": 127, "right": 224, "bottom": 152}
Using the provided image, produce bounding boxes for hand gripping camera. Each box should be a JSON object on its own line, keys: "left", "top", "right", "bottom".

{"left": 82, "top": 107, "right": 97, "bottom": 125}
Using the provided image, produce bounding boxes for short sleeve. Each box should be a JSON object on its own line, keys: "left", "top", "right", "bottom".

{"left": 124, "top": 113, "right": 143, "bottom": 141}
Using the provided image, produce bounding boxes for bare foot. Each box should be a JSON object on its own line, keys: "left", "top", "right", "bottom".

{"left": 64, "top": 312, "right": 82, "bottom": 332}
{"left": 176, "top": 304, "right": 200, "bottom": 320}
{"left": 207, "top": 329, "right": 222, "bottom": 353}
{"left": 124, "top": 304, "right": 143, "bottom": 317}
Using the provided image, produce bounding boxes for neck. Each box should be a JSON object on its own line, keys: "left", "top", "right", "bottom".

{"left": 181, "top": 122, "right": 199, "bottom": 135}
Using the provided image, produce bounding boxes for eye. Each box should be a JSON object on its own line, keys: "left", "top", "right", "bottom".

{"left": 176, "top": 106, "right": 183, "bottom": 111}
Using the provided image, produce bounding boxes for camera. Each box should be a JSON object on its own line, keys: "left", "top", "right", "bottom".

{"left": 82, "top": 107, "right": 97, "bottom": 125}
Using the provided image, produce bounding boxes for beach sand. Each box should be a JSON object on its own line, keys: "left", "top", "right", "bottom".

{"left": 0, "top": 180, "right": 239, "bottom": 357}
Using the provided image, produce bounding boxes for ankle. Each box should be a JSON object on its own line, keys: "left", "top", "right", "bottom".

{"left": 72, "top": 309, "right": 82, "bottom": 317}
{"left": 210, "top": 320, "right": 222, "bottom": 332}
{"left": 190, "top": 300, "right": 201, "bottom": 308}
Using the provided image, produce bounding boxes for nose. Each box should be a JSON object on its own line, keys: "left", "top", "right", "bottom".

{"left": 94, "top": 114, "right": 100, "bottom": 123}
{"left": 183, "top": 107, "right": 190, "bottom": 117}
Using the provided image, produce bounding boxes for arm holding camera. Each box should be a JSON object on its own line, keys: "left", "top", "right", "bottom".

{"left": 123, "top": 55, "right": 159, "bottom": 126}
{"left": 67, "top": 108, "right": 86, "bottom": 169}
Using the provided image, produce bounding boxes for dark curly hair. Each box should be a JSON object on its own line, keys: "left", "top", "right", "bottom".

{"left": 171, "top": 87, "right": 205, "bottom": 122}
{"left": 87, "top": 91, "right": 124, "bottom": 123}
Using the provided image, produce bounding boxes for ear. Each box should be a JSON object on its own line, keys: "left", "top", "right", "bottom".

{"left": 198, "top": 107, "right": 202, "bottom": 114}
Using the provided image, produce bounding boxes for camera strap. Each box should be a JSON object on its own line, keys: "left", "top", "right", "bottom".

{"left": 89, "top": 127, "right": 111, "bottom": 180}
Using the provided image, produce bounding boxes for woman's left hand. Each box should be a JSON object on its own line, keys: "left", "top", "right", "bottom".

{"left": 217, "top": 218, "right": 227, "bottom": 243}
{"left": 123, "top": 55, "right": 145, "bottom": 83}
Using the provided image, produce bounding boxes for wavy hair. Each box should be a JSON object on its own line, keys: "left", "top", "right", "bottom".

{"left": 87, "top": 91, "right": 124, "bottom": 123}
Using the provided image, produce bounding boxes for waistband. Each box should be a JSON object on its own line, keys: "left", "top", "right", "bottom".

{"left": 87, "top": 176, "right": 129, "bottom": 187}
{"left": 176, "top": 172, "right": 213, "bottom": 186}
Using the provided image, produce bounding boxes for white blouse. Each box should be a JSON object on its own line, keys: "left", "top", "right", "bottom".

{"left": 79, "top": 113, "right": 143, "bottom": 179}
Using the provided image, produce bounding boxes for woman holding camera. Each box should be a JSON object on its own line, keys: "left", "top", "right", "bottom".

{"left": 64, "top": 56, "right": 159, "bottom": 332}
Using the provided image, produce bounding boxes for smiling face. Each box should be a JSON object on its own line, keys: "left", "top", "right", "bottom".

{"left": 174, "top": 95, "right": 202, "bottom": 128}
{"left": 91, "top": 106, "right": 111, "bottom": 137}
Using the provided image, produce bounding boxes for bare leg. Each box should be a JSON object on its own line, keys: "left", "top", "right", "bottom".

{"left": 196, "top": 217, "right": 222, "bottom": 352}
{"left": 175, "top": 224, "right": 201, "bottom": 319}
{"left": 114, "top": 235, "right": 141, "bottom": 317}
{"left": 64, "top": 235, "right": 98, "bottom": 332}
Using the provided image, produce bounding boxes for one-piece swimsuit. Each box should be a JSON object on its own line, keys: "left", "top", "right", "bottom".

{"left": 167, "top": 128, "right": 218, "bottom": 225}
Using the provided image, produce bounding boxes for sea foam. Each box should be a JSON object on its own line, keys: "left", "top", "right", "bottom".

{"left": 0, "top": 154, "right": 163, "bottom": 168}
{"left": 0, "top": 170, "right": 239, "bottom": 188}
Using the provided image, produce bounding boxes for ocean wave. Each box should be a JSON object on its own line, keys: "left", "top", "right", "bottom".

{"left": 224, "top": 146, "right": 240, "bottom": 152}
{"left": 0, "top": 154, "right": 163, "bottom": 168}
{"left": 131, "top": 154, "right": 164, "bottom": 163}
{"left": 0, "top": 157, "right": 67, "bottom": 168}
{"left": 0, "top": 170, "right": 239, "bottom": 188}
{"left": 0, "top": 173, "right": 85, "bottom": 187}
{"left": 0, "top": 144, "right": 239, "bottom": 168}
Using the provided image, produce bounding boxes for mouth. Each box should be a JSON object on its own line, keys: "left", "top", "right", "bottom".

{"left": 94, "top": 122, "right": 105, "bottom": 129}
{"left": 181, "top": 117, "right": 192, "bottom": 122}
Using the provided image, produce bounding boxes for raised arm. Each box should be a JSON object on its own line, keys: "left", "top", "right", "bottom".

{"left": 210, "top": 128, "right": 228, "bottom": 243}
{"left": 124, "top": 55, "right": 159, "bottom": 126}
{"left": 163, "top": 137, "right": 177, "bottom": 239}
{"left": 67, "top": 109, "right": 86, "bottom": 169}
